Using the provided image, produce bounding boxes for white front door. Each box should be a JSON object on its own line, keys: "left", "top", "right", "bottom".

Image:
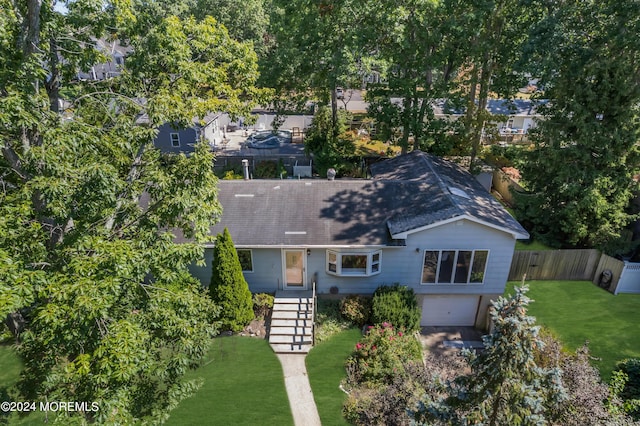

{"left": 283, "top": 249, "right": 306, "bottom": 290}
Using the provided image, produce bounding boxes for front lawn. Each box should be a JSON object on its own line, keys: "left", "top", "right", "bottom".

{"left": 307, "top": 328, "right": 362, "bottom": 426}
{"left": 505, "top": 280, "right": 640, "bottom": 380}
{"left": 166, "top": 336, "right": 293, "bottom": 426}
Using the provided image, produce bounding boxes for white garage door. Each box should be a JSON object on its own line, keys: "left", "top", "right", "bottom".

{"left": 421, "top": 295, "right": 479, "bottom": 326}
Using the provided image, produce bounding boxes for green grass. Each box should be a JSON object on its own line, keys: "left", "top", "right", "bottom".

{"left": 1, "top": 338, "right": 291, "bottom": 426}
{"left": 167, "top": 336, "right": 293, "bottom": 426}
{"left": 0, "top": 343, "right": 22, "bottom": 423}
{"left": 505, "top": 280, "right": 640, "bottom": 380}
{"left": 0, "top": 343, "right": 48, "bottom": 425}
{"left": 307, "top": 328, "right": 362, "bottom": 426}
{"left": 0, "top": 343, "right": 21, "bottom": 390}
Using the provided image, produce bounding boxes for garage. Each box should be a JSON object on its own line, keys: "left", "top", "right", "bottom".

{"left": 421, "top": 295, "right": 480, "bottom": 326}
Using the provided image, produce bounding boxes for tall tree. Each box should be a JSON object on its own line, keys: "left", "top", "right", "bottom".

{"left": 263, "top": 0, "right": 370, "bottom": 143}
{"left": 0, "top": 1, "right": 263, "bottom": 422}
{"left": 364, "top": 0, "right": 469, "bottom": 155}
{"left": 457, "top": 0, "right": 539, "bottom": 170}
{"left": 515, "top": 0, "right": 640, "bottom": 251}
{"left": 415, "top": 287, "right": 567, "bottom": 425}
{"left": 208, "top": 228, "right": 254, "bottom": 332}
{"left": 193, "top": 0, "right": 271, "bottom": 56}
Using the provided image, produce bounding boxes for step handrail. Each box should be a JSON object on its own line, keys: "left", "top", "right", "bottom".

{"left": 312, "top": 274, "right": 317, "bottom": 346}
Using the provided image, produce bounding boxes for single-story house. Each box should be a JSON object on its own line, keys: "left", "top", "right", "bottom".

{"left": 153, "top": 113, "right": 224, "bottom": 154}
{"left": 433, "top": 99, "right": 545, "bottom": 138}
{"left": 188, "top": 150, "right": 529, "bottom": 328}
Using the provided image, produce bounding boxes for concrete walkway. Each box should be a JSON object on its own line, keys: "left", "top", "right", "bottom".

{"left": 276, "top": 354, "right": 322, "bottom": 426}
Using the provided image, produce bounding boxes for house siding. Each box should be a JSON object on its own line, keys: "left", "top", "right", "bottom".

{"left": 154, "top": 124, "right": 198, "bottom": 154}
{"left": 191, "top": 218, "right": 517, "bottom": 299}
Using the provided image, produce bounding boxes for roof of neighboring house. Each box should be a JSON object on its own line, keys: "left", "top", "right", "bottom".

{"left": 432, "top": 99, "right": 545, "bottom": 117}
{"left": 135, "top": 112, "right": 220, "bottom": 128}
{"left": 201, "top": 151, "right": 528, "bottom": 247}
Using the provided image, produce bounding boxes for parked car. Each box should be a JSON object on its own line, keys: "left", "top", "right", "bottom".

{"left": 336, "top": 87, "right": 344, "bottom": 99}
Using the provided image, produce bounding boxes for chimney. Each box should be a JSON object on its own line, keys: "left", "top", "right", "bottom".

{"left": 327, "top": 168, "right": 336, "bottom": 181}
{"left": 242, "top": 159, "right": 250, "bottom": 180}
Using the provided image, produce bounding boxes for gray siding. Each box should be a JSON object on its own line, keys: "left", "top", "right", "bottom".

{"left": 190, "top": 218, "right": 517, "bottom": 297}
{"left": 154, "top": 124, "right": 198, "bottom": 154}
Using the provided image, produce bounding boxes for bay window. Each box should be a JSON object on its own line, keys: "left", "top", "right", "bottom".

{"left": 326, "top": 250, "right": 382, "bottom": 277}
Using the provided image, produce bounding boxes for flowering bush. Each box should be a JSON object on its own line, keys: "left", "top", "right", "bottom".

{"left": 339, "top": 295, "right": 372, "bottom": 327}
{"left": 345, "top": 322, "right": 422, "bottom": 385}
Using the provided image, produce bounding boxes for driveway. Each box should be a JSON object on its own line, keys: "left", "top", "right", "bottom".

{"left": 419, "top": 326, "right": 485, "bottom": 357}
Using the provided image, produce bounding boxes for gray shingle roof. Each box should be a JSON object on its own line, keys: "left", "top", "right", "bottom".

{"left": 432, "top": 98, "right": 545, "bottom": 117}
{"left": 370, "top": 151, "right": 529, "bottom": 239}
{"left": 206, "top": 151, "right": 528, "bottom": 247}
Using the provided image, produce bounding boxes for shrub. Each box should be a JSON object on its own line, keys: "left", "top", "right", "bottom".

{"left": 343, "top": 363, "right": 428, "bottom": 426}
{"left": 315, "top": 298, "right": 352, "bottom": 343}
{"left": 222, "top": 170, "right": 243, "bottom": 180}
{"left": 253, "top": 160, "right": 286, "bottom": 179}
{"left": 252, "top": 293, "right": 274, "bottom": 320}
{"left": 209, "top": 228, "right": 254, "bottom": 332}
{"left": 614, "top": 358, "right": 640, "bottom": 419}
{"left": 345, "top": 322, "right": 422, "bottom": 385}
{"left": 371, "top": 284, "right": 420, "bottom": 331}
{"left": 616, "top": 359, "right": 640, "bottom": 401}
{"left": 340, "top": 295, "right": 372, "bottom": 327}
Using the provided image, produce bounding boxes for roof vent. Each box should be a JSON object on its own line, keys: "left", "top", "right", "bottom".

{"left": 448, "top": 186, "right": 470, "bottom": 199}
{"left": 242, "top": 159, "right": 250, "bottom": 180}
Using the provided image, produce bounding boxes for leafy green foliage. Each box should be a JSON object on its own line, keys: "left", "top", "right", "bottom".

{"left": 515, "top": 0, "right": 640, "bottom": 252}
{"left": 314, "top": 298, "right": 352, "bottom": 343}
{"left": 0, "top": 1, "right": 264, "bottom": 422}
{"left": 252, "top": 292, "right": 274, "bottom": 320}
{"left": 253, "top": 159, "right": 287, "bottom": 179}
{"left": 304, "top": 105, "right": 358, "bottom": 176}
{"left": 616, "top": 359, "right": 640, "bottom": 402}
{"left": 209, "top": 228, "right": 254, "bottom": 332}
{"left": 345, "top": 322, "right": 421, "bottom": 386}
{"left": 612, "top": 359, "right": 640, "bottom": 420}
{"left": 339, "top": 295, "right": 372, "bottom": 327}
{"left": 371, "top": 284, "right": 421, "bottom": 332}
{"left": 192, "top": 0, "right": 271, "bottom": 56}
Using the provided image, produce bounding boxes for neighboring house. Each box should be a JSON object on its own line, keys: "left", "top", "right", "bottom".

{"left": 153, "top": 114, "right": 224, "bottom": 154}
{"left": 188, "top": 151, "right": 529, "bottom": 328}
{"left": 77, "top": 38, "right": 130, "bottom": 81}
{"left": 433, "top": 99, "right": 545, "bottom": 142}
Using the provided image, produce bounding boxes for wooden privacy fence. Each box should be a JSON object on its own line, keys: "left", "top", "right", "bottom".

{"left": 509, "top": 249, "right": 630, "bottom": 293}
{"left": 509, "top": 249, "right": 603, "bottom": 281}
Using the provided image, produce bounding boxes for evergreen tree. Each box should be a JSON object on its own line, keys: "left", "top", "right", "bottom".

{"left": 209, "top": 228, "right": 254, "bottom": 332}
{"left": 415, "top": 286, "right": 567, "bottom": 425}
{"left": 515, "top": 0, "right": 640, "bottom": 252}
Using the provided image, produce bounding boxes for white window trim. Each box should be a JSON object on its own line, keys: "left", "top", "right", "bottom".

{"left": 236, "top": 249, "right": 254, "bottom": 273}
{"left": 170, "top": 132, "right": 181, "bottom": 147}
{"left": 326, "top": 249, "right": 382, "bottom": 277}
{"left": 421, "top": 249, "right": 489, "bottom": 285}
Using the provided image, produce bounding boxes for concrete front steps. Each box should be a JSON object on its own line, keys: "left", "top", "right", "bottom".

{"left": 269, "top": 292, "right": 314, "bottom": 354}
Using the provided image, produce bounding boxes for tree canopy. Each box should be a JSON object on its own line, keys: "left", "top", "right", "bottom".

{"left": 0, "top": 0, "right": 263, "bottom": 422}
{"left": 515, "top": 0, "right": 640, "bottom": 251}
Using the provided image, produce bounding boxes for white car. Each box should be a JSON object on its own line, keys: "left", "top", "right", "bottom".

{"left": 336, "top": 87, "right": 344, "bottom": 99}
